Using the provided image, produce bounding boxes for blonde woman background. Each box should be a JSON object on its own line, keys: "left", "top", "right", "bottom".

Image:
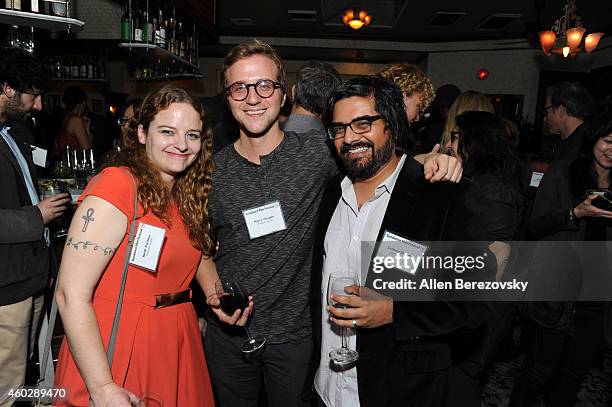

{"left": 440, "top": 90, "right": 494, "bottom": 153}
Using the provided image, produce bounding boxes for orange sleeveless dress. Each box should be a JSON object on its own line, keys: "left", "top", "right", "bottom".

{"left": 54, "top": 167, "right": 215, "bottom": 407}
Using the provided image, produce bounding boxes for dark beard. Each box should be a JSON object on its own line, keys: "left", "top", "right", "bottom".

{"left": 5, "top": 95, "right": 28, "bottom": 121}
{"left": 340, "top": 137, "right": 395, "bottom": 181}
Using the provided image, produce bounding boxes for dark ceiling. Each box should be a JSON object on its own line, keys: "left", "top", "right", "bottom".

{"left": 215, "top": 0, "right": 612, "bottom": 43}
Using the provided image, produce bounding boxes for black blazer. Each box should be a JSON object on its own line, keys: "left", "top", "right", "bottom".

{"left": 307, "top": 158, "right": 494, "bottom": 407}
{"left": 0, "top": 122, "right": 50, "bottom": 306}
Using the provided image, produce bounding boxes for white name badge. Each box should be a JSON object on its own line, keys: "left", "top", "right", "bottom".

{"left": 31, "top": 145, "right": 47, "bottom": 168}
{"left": 373, "top": 230, "right": 429, "bottom": 275}
{"left": 530, "top": 171, "right": 544, "bottom": 188}
{"left": 128, "top": 223, "right": 166, "bottom": 273}
{"left": 242, "top": 201, "right": 287, "bottom": 239}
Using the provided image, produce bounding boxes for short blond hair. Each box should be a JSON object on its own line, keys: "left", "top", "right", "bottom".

{"left": 221, "top": 39, "right": 286, "bottom": 90}
{"left": 377, "top": 63, "right": 435, "bottom": 121}
{"left": 440, "top": 91, "right": 494, "bottom": 149}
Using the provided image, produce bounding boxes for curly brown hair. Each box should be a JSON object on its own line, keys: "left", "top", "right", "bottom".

{"left": 377, "top": 63, "right": 435, "bottom": 122}
{"left": 107, "top": 85, "right": 214, "bottom": 255}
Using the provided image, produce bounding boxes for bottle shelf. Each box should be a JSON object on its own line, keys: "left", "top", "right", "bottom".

{"left": 51, "top": 78, "right": 107, "bottom": 82}
{"left": 0, "top": 8, "right": 84, "bottom": 31}
{"left": 132, "top": 73, "right": 203, "bottom": 82}
{"left": 118, "top": 42, "right": 199, "bottom": 71}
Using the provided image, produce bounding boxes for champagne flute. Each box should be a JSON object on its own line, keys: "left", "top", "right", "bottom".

{"left": 215, "top": 279, "right": 266, "bottom": 355}
{"left": 327, "top": 271, "right": 360, "bottom": 367}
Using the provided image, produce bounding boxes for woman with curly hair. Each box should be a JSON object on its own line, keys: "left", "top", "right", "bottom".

{"left": 377, "top": 63, "right": 435, "bottom": 123}
{"left": 53, "top": 85, "right": 224, "bottom": 406}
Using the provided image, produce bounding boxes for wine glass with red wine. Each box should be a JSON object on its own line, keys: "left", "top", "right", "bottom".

{"left": 215, "top": 279, "right": 266, "bottom": 354}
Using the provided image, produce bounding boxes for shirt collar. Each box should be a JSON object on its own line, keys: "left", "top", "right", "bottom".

{"left": 340, "top": 154, "right": 407, "bottom": 210}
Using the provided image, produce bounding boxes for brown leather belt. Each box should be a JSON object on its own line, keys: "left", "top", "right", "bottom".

{"left": 155, "top": 289, "right": 192, "bottom": 309}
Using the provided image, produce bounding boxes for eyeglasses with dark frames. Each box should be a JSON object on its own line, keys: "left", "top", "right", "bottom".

{"left": 117, "top": 117, "right": 130, "bottom": 126}
{"left": 327, "top": 115, "right": 382, "bottom": 140}
{"left": 224, "top": 80, "right": 283, "bottom": 101}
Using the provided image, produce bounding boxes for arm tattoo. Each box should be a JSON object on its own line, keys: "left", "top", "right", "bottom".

{"left": 65, "top": 237, "right": 115, "bottom": 256}
{"left": 81, "top": 207, "right": 95, "bottom": 232}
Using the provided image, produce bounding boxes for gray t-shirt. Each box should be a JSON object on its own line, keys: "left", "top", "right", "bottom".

{"left": 282, "top": 113, "right": 325, "bottom": 134}
{"left": 209, "top": 130, "right": 337, "bottom": 343}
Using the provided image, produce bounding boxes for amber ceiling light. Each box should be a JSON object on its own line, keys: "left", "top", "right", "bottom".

{"left": 539, "top": 0, "right": 604, "bottom": 57}
{"left": 342, "top": 6, "right": 372, "bottom": 30}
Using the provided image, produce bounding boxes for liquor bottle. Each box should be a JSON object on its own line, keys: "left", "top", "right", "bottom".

{"left": 30, "top": 0, "right": 40, "bottom": 13}
{"left": 80, "top": 57, "right": 87, "bottom": 79}
{"left": 143, "top": 9, "right": 153, "bottom": 43}
{"left": 63, "top": 56, "right": 70, "bottom": 78}
{"left": 120, "top": 1, "right": 131, "bottom": 41}
{"left": 153, "top": 17, "right": 159, "bottom": 46}
{"left": 168, "top": 6, "right": 176, "bottom": 54}
{"left": 156, "top": 9, "right": 166, "bottom": 49}
{"left": 179, "top": 24, "right": 184, "bottom": 59}
{"left": 70, "top": 57, "right": 79, "bottom": 79}
{"left": 53, "top": 58, "right": 63, "bottom": 79}
{"left": 133, "top": 1, "right": 143, "bottom": 42}
{"left": 87, "top": 56, "right": 94, "bottom": 79}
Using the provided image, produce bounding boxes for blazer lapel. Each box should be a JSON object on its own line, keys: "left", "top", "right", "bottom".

{"left": 376, "top": 158, "right": 425, "bottom": 242}
{"left": 0, "top": 135, "right": 29, "bottom": 193}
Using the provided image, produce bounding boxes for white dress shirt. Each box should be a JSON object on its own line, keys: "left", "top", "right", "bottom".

{"left": 315, "top": 154, "right": 407, "bottom": 407}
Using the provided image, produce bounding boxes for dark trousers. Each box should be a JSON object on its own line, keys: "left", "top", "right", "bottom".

{"left": 204, "top": 323, "right": 313, "bottom": 407}
{"left": 510, "top": 303, "right": 606, "bottom": 407}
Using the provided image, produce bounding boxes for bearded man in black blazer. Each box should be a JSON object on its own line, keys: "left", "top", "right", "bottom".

{"left": 308, "top": 76, "right": 494, "bottom": 407}
{"left": 0, "top": 47, "right": 71, "bottom": 405}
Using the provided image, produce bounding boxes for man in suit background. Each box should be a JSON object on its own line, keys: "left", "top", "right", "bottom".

{"left": 0, "top": 47, "right": 70, "bottom": 406}
{"left": 310, "top": 76, "right": 493, "bottom": 407}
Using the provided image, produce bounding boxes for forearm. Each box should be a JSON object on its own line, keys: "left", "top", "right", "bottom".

{"left": 195, "top": 256, "right": 220, "bottom": 298}
{"left": 56, "top": 293, "right": 114, "bottom": 396}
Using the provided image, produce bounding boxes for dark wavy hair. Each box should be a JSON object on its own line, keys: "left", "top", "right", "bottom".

{"left": 294, "top": 61, "right": 341, "bottom": 116}
{"left": 62, "top": 86, "right": 87, "bottom": 112}
{"left": 569, "top": 114, "right": 612, "bottom": 197}
{"left": 455, "top": 111, "right": 522, "bottom": 182}
{"left": 323, "top": 75, "right": 414, "bottom": 154}
{"left": 0, "top": 47, "right": 48, "bottom": 93}
{"left": 546, "top": 82, "right": 594, "bottom": 120}
{"left": 108, "top": 85, "right": 214, "bottom": 255}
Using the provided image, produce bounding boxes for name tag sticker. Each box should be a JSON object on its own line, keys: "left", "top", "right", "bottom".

{"left": 530, "top": 171, "right": 544, "bottom": 188}
{"left": 374, "top": 230, "right": 429, "bottom": 275}
{"left": 129, "top": 223, "right": 166, "bottom": 273}
{"left": 242, "top": 201, "right": 287, "bottom": 239}
{"left": 31, "top": 145, "right": 47, "bottom": 167}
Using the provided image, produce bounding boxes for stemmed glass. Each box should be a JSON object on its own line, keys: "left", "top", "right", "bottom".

{"left": 327, "top": 271, "right": 360, "bottom": 367}
{"left": 40, "top": 182, "right": 69, "bottom": 239}
{"left": 215, "top": 279, "right": 266, "bottom": 354}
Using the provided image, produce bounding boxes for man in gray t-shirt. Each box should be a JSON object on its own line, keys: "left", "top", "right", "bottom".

{"left": 203, "top": 40, "right": 463, "bottom": 407}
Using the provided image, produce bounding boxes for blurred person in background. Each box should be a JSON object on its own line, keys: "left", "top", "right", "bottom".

{"left": 52, "top": 85, "right": 91, "bottom": 156}
{"left": 511, "top": 115, "right": 612, "bottom": 407}
{"left": 378, "top": 63, "right": 436, "bottom": 154}
{"left": 541, "top": 82, "right": 594, "bottom": 161}
{"left": 283, "top": 61, "right": 342, "bottom": 134}
{"left": 439, "top": 90, "right": 494, "bottom": 154}
{"left": 445, "top": 111, "right": 524, "bottom": 406}
{"left": 114, "top": 97, "right": 142, "bottom": 148}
